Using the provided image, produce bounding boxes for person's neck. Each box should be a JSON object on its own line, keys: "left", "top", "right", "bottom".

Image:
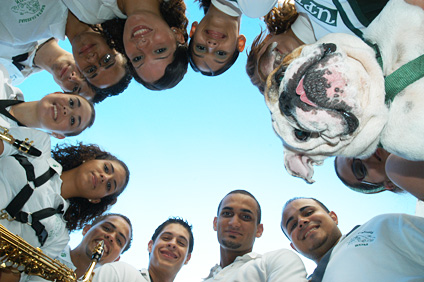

{"left": 148, "top": 265, "right": 177, "bottom": 282}
{"left": 60, "top": 169, "right": 78, "bottom": 199}
{"left": 70, "top": 247, "right": 93, "bottom": 278}
{"left": 219, "top": 246, "right": 252, "bottom": 268}
{"left": 9, "top": 102, "right": 41, "bottom": 128}
{"left": 121, "top": 0, "right": 161, "bottom": 16}
{"left": 314, "top": 234, "right": 342, "bottom": 264}
{"left": 65, "top": 11, "right": 92, "bottom": 43}
{"left": 33, "top": 39, "right": 63, "bottom": 74}
{"left": 287, "top": 28, "right": 305, "bottom": 45}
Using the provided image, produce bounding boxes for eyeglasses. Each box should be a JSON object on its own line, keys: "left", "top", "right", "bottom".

{"left": 351, "top": 158, "right": 380, "bottom": 187}
{"left": 82, "top": 53, "right": 116, "bottom": 79}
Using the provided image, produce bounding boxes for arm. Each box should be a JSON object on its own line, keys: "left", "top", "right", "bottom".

{"left": 385, "top": 154, "right": 424, "bottom": 200}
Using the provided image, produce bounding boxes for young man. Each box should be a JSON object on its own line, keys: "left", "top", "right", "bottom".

{"left": 204, "top": 190, "right": 307, "bottom": 281}
{"left": 23, "top": 213, "right": 133, "bottom": 281}
{"left": 0, "top": 1, "right": 131, "bottom": 101}
{"left": 189, "top": 0, "right": 277, "bottom": 76}
{"left": 0, "top": 38, "right": 95, "bottom": 101}
{"left": 281, "top": 197, "right": 424, "bottom": 281}
{"left": 0, "top": 63, "right": 95, "bottom": 139}
{"left": 90, "top": 217, "right": 194, "bottom": 282}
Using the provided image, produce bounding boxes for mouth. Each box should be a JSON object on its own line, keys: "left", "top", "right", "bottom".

{"left": 96, "top": 240, "right": 109, "bottom": 255}
{"left": 91, "top": 172, "right": 97, "bottom": 188}
{"left": 226, "top": 230, "right": 242, "bottom": 238}
{"left": 132, "top": 25, "right": 152, "bottom": 38}
{"left": 59, "top": 65, "right": 69, "bottom": 79}
{"left": 160, "top": 249, "right": 178, "bottom": 259}
{"left": 205, "top": 30, "right": 226, "bottom": 40}
{"left": 302, "top": 226, "right": 319, "bottom": 240}
{"left": 79, "top": 44, "right": 96, "bottom": 55}
{"left": 52, "top": 104, "right": 58, "bottom": 121}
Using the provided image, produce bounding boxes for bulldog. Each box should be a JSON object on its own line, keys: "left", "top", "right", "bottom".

{"left": 264, "top": 0, "right": 424, "bottom": 183}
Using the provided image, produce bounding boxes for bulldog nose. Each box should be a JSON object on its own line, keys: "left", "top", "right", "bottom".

{"left": 323, "top": 43, "right": 337, "bottom": 54}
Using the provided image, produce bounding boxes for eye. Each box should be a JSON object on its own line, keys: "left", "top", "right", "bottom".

{"left": 290, "top": 221, "right": 298, "bottom": 232}
{"left": 242, "top": 214, "right": 252, "bottom": 221}
{"left": 132, "top": 55, "right": 143, "bottom": 63}
{"left": 103, "top": 226, "right": 111, "bottom": 232}
{"left": 85, "top": 66, "right": 96, "bottom": 74}
{"left": 107, "top": 181, "right": 112, "bottom": 191}
{"left": 69, "top": 98, "right": 74, "bottom": 108}
{"left": 195, "top": 45, "right": 206, "bottom": 52}
{"left": 155, "top": 48, "right": 167, "bottom": 54}
{"left": 216, "top": 50, "right": 227, "bottom": 58}
{"left": 274, "top": 67, "right": 285, "bottom": 83}
{"left": 294, "top": 129, "right": 311, "bottom": 141}
{"left": 70, "top": 116, "right": 75, "bottom": 126}
{"left": 72, "top": 85, "right": 79, "bottom": 93}
{"left": 222, "top": 211, "right": 232, "bottom": 217}
{"left": 117, "top": 238, "right": 122, "bottom": 246}
{"left": 103, "top": 54, "right": 112, "bottom": 64}
{"left": 352, "top": 159, "right": 367, "bottom": 180}
{"left": 177, "top": 240, "right": 186, "bottom": 247}
{"left": 104, "top": 164, "right": 109, "bottom": 173}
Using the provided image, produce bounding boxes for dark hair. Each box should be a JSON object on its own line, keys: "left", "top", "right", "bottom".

{"left": 217, "top": 190, "right": 261, "bottom": 224}
{"left": 195, "top": 0, "right": 211, "bottom": 14}
{"left": 246, "top": 2, "right": 298, "bottom": 93}
{"left": 151, "top": 217, "right": 194, "bottom": 254}
{"left": 52, "top": 142, "right": 130, "bottom": 231}
{"left": 90, "top": 213, "right": 133, "bottom": 253}
{"left": 97, "top": 0, "right": 189, "bottom": 90}
{"left": 87, "top": 64, "right": 132, "bottom": 104}
{"left": 63, "top": 94, "right": 96, "bottom": 137}
{"left": 281, "top": 197, "right": 330, "bottom": 238}
{"left": 188, "top": 39, "right": 240, "bottom": 76}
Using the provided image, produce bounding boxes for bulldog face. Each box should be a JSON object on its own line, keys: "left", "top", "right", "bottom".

{"left": 265, "top": 33, "right": 389, "bottom": 183}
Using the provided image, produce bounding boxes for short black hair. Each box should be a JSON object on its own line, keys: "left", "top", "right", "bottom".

{"left": 88, "top": 64, "right": 132, "bottom": 104}
{"left": 188, "top": 39, "right": 240, "bottom": 76}
{"left": 90, "top": 213, "right": 133, "bottom": 253}
{"left": 151, "top": 217, "right": 194, "bottom": 254}
{"left": 217, "top": 190, "right": 261, "bottom": 224}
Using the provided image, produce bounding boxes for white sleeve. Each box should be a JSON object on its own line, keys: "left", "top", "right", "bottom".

{"left": 264, "top": 249, "right": 308, "bottom": 282}
{"left": 92, "top": 262, "right": 147, "bottom": 282}
{"left": 236, "top": 0, "right": 277, "bottom": 18}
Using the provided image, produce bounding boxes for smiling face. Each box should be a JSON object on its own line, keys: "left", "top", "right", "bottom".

{"left": 81, "top": 215, "right": 131, "bottom": 263}
{"left": 281, "top": 198, "right": 341, "bottom": 262}
{"left": 189, "top": 17, "right": 245, "bottom": 73}
{"left": 72, "top": 159, "right": 127, "bottom": 202}
{"left": 213, "top": 193, "right": 263, "bottom": 254}
{"left": 123, "top": 13, "right": 184, "bottom": 83}
{"left": 71, "top": 30, "right": 126, "bottom": 89}
{"left": 51, "top": 52, "right": 96, "bottom": 100}
{"left": 36, "top": 93, "right": 93, "bottom": 137}
{"left": 148, "top": 223, "right": 191, "bottom": 274}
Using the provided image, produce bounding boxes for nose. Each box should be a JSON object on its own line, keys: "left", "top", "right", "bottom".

{"left": 228, "top": 216, "right": 241, "bottom": 228}
{"left": 136, "top": 38, "right": 148, "bottom": 49}
{"left": 86, "top": 52, "right": 98, "bottom": 63}
{"left": 298, "top": 217, "right": 309, "bottom": 229}
{"left": 207, "top": 39, "right": 217, "bottom": 47}
{"left": 167, "top": 238, "right": 177, "bottom": 249}
{"left": 68, "top": 71, "right": 77, "bottom": 81}
{"left": 100, "top": 174, "right": 111, "bottom": 183}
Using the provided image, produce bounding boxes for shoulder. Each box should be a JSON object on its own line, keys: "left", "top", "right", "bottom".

{"left": 93, "top": 262, "right": 144, "bottom": 282}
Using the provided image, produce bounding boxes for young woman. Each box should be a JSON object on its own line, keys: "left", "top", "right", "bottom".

{"left": 63, "top": 0, "right": 189, "bottom": 90}
{"left": 0, "top": 131, "right": 130, "bottom": 282}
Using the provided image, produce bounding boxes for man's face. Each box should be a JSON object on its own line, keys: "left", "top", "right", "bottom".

{"left": 148, "top": 223, "right": 191, "bottom": 273}
{"left": 51, "top": 52, "right": 95, "bottom": 100}
{"left": 281, "top": 199, "right": 341, "bottom": 261}
{"left": 71, "top": 31, "right": 126, "bottom": 89}
{"left": 81, "top": 215, "right": 131, "bottom": 264}
{"left": 213, "top": 193, "right": 263, "bottom": 254}
{"left": 336, "top": 148, "right": 391, "bottom": 187}
{"left": 36, "top": 93, "right": 93, "bottom": 138}
{"left": 189, "top": 18, "right": 243, "bottom": 73}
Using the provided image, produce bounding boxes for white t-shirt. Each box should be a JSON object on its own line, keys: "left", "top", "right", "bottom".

{"left": 322, "top": 214, "right": 424, "bottom": 281}
{"left": 0, "top": 0, "right": 68, "bottom": 46}
{"left": 62, "top": 0, "right": 126, "bottom": 25}
{"left": 0, "top": 63, "right": 25, "bottom": 109}
{"left": 212, "top": 0, "right": 277, "bottom": 18}
{"left": 294, "top": 0, "right": 367, "bottom": 40}
{"left": 204, "top": 249, "right": 308, "bottom": 281}
{"left": 91, "top": 262, "right": 145, "bottom": 282}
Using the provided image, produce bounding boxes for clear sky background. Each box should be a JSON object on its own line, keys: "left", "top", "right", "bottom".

{"left": 17, "top": 2, "right": 417, "bottom": 281}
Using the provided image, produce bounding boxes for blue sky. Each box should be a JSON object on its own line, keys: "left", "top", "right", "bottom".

{"left": 17, "top": 2, "right": 417, "bottom": 281}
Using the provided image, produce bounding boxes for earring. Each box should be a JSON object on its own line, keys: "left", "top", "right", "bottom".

{"left": 88, "top": 199, "right": 93, "bottom": 203}
{"left": 172, "top": 28, "right": 177, "bottom": 33}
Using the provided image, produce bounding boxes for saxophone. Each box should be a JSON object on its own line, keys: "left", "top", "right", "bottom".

{"left": 0, "top": 223, "right": 104, "bottom": 282}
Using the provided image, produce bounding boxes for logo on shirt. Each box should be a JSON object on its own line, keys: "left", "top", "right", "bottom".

{"left": 295, "top": 0, "right": 338, "bottom": 26}
{"left": 347, "top": 231, "right": 376, "bottom": 247}
{"left": 11, "top": 0, "right": 46, "bottom": 23}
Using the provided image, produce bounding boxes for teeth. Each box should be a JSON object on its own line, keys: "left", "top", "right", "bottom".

{"left": 53, "top": 105, "right": 57, "bottom": 120}
{"left": 304, "top": 227, "right": 317, "bottom": 239}
{"left": 134, "top": 29, "right": 149, "bottom": 36}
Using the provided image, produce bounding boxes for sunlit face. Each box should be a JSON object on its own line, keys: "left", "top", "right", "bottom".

{"left": 72, "top": 159, "right": 127, "bottom": 201}
{"left": 36, "top": 93, "right": 92, "bottom": 136}
{"left": 254, "top": 32, "right": 303, "bottom": 85}
{"left": 71, "top": 31, "right": 126, "bottom": 89}
{"left": 213, "top": 193, "right": 263, "bottom": 254}
{"left": 123, "top": 13, "right": 183, "bottom": 83}
{"left": 148, "top": 223, "right": 191, "bottom": 273}
{"left": 281, "top": 199, "right": 341, "bottom": 261}
{"left": 190, "top": 17, "right": 241, "bottom": 73}
{"left": 51, "top": 53, "right": 96, "bottom": 100}
{"left": 336, "top": 148, "right": 391, "bottom": 187}
{"left": 82, "top": 216, "right": 131, "bottom": 264}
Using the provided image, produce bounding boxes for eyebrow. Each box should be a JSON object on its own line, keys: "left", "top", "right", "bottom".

{"left": 285, "top": 206, "right": 310, "bottom": 230}
{"left": 105, "top": 222, "right": 127, "bottom": 245}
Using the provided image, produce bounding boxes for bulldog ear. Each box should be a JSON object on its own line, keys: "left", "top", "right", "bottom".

{"left": 283, "top": 148, "right": 316, "bottom": 184}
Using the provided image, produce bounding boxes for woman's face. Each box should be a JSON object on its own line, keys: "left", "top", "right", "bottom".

{"left": 74, "top": 159, "right": 127, "bottom": 202}
{"left": 254, "top": 32, "right": 303, "bottom": 85}
{"left": 123, "top": 13, "right": 183, "bottom": 83}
